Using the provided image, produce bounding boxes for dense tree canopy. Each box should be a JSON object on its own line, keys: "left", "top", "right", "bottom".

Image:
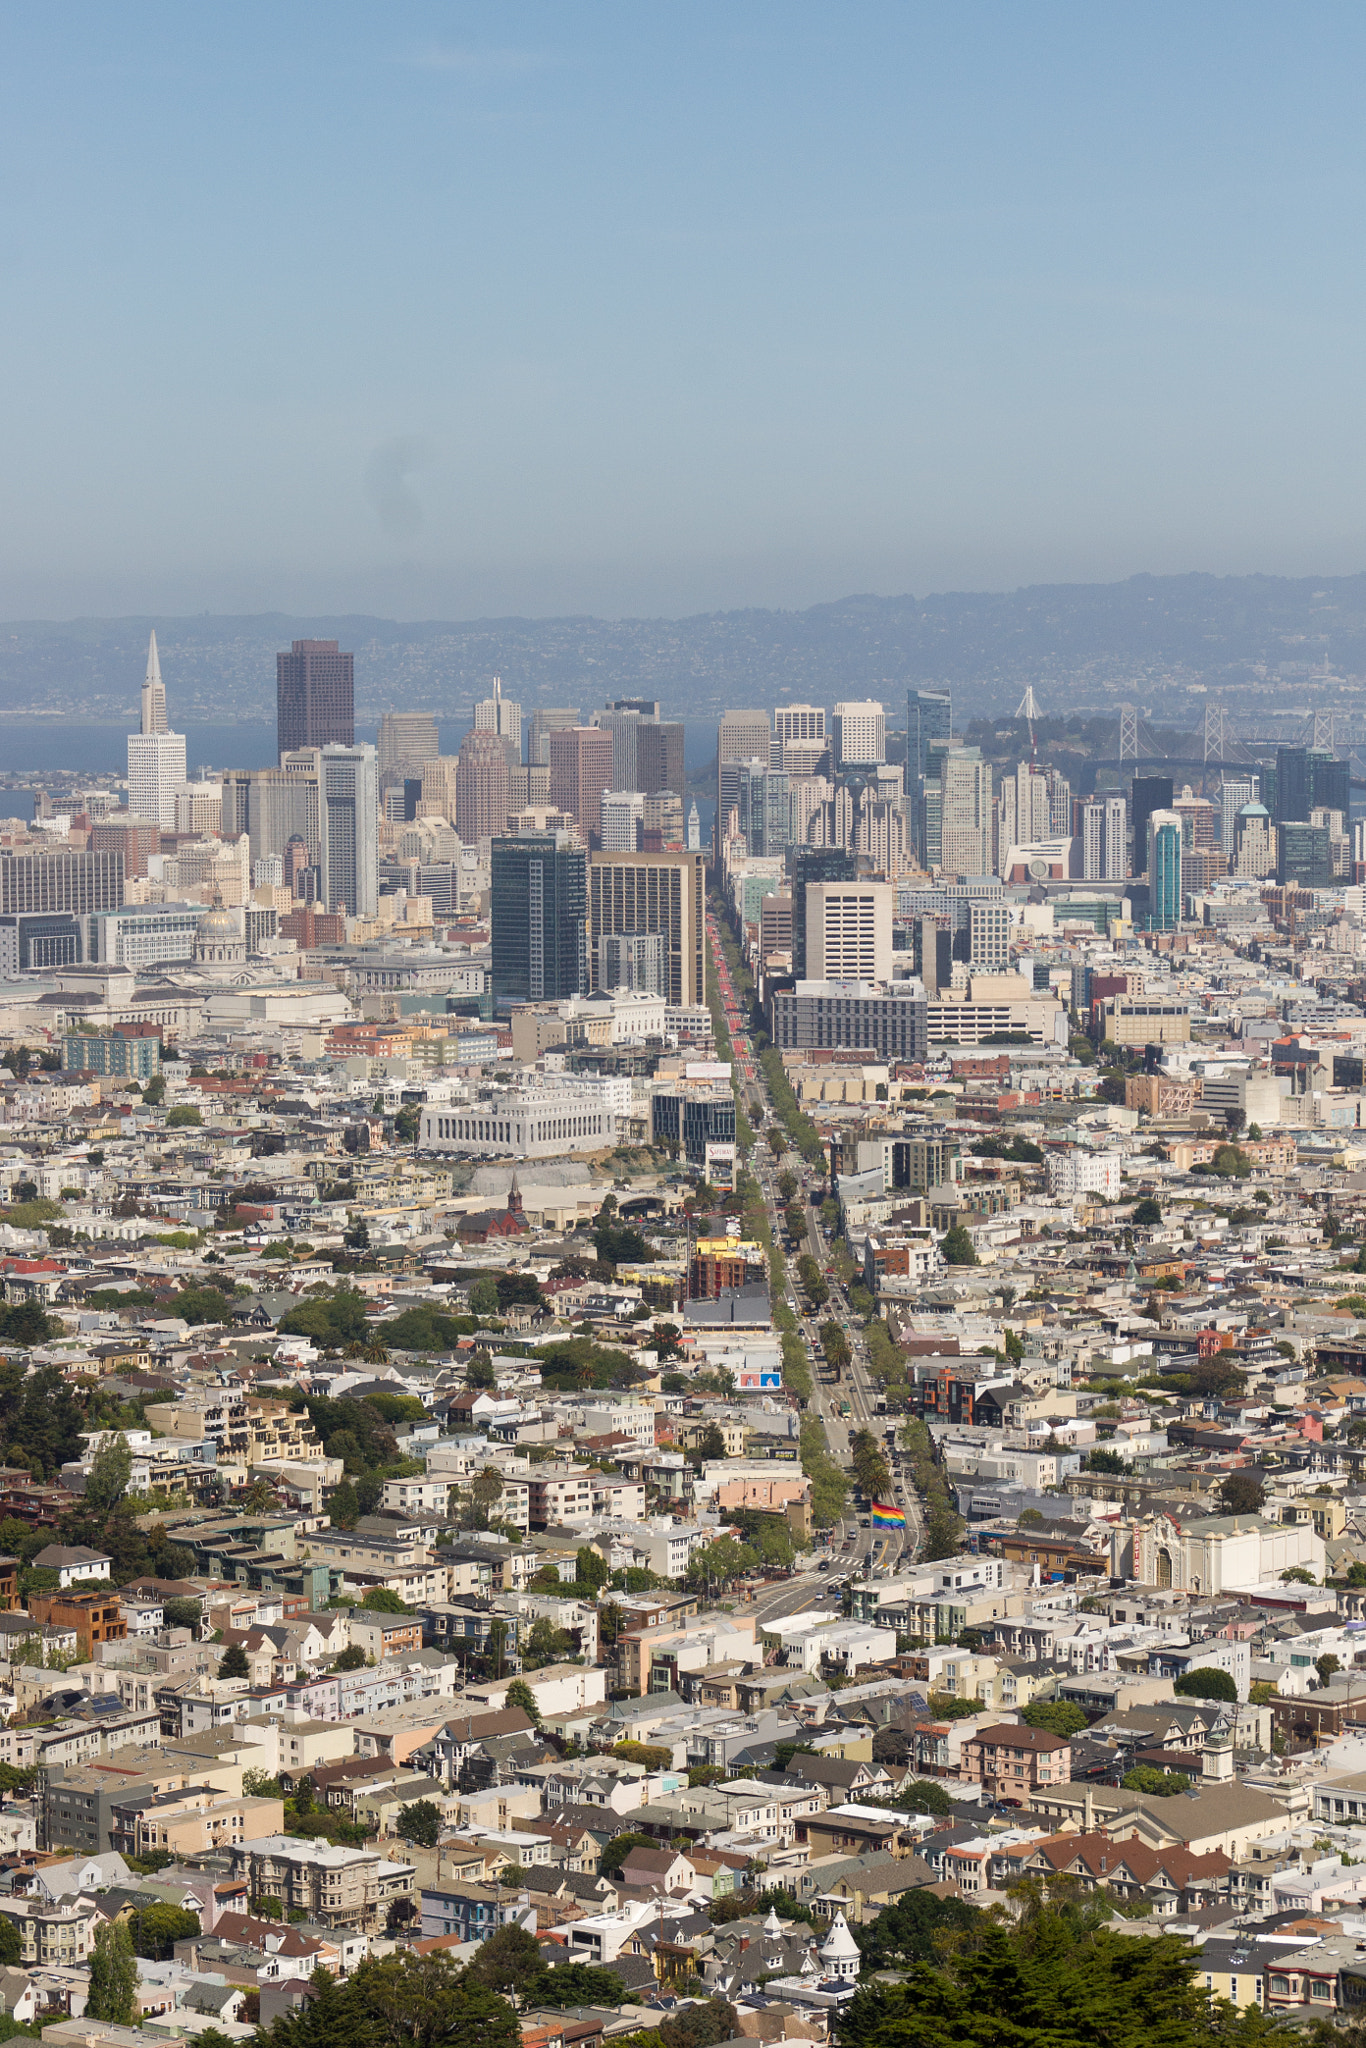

{"left": 1172, "top": 1668, "right": 1238, "bottom": 1703}
{"left": 257, "top": 1957, "right": 520, "bottom": 2048}
{"left": 837, "top": 1893, "right": 1274, "bottom": 2048}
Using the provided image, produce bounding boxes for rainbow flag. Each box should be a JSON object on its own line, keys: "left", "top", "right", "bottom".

{"left": 871, "top": 1501, "right": 906, "bottom": 1528}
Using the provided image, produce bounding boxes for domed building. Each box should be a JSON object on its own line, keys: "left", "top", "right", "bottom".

{"left": 194, "top": 898, "right": 246, "bottom": 967}
{"left": 818, "top": 1910, "right": 860, "bottom": 1984}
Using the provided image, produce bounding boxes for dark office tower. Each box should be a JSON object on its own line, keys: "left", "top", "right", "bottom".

{"left": 907, "top": 690, "right": 952, "bottom": 860}
{"left": 908, "top": 690, "right": 952, "bottom": 778}
{"left": 790, "top": 845, "right": 855, "bottom": 978}
{"left": 1310, "top": 750, "right": 1350, "bottom": 818}
{"left": 636, "top": 720, "right": 685, "bottom": 797}
{"left": 1129, "top": 776, "right": 1173, "bottom": 876}
{"left": 1274, "top": 748, "right": 1310, "bottom": 825}
{"left": 276, "top": 639, "right": 354, "bottom": 758}
{"left": 1277, "top": 820, "right": 1331, "bottom": 889}
{"left": 491, "top": 831, "right": 588, "bottom": 1009}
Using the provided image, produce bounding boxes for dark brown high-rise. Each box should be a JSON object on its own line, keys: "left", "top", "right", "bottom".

{"left": 276, "top": 639, "right": 355, "bottom": 757}
{"left": 636, "top": 720, "right": 685, "bottom": 797}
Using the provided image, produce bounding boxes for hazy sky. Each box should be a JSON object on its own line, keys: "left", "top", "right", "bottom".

{"left": 4, "top": 2, "right": 1366, "bottom": 620}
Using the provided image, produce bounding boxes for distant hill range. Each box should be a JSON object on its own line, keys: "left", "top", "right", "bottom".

{"left": 2, "top": 570, "right": 1364, "bottom": 729}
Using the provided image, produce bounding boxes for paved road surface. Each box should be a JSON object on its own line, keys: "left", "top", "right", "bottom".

{"left": 706, "top": 908, "right": 926, "bottom": 1590}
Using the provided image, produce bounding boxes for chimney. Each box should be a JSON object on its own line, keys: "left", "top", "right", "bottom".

{"left": 1083, "top": 1787, "right": 1095, "bottom": 1832}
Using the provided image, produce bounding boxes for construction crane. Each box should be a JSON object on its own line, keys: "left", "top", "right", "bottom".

{"left": 1016, "top": 685, "right": 1043, "bottom": 769}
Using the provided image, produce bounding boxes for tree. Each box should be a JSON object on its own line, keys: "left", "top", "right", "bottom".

{"left": 838, "top": 1896, "right": 1273, "bottom": 2048}
{"left": 940, "top": 1224, "right": 978, "bottom": 1266}
{"left": 466, "top": 1921, "right": 544, "bottom": 1997}
{"left": 218, "top": 1642, "right": 250, "bottom": 1679}
{"left": 1131, "top": 1197, "right": 1163, "bottom": 1227}
{"left": 131, "top": 1902, "right": 201, "bottom": 1959}
{"left": 329, "top": 1478, "right": 361, "bottom": 1529}
{"left": 87, "top": 1920, "right": 138, "bottom": 2024}
{"left": 687, "top": 1535, "right": 757, "bottom": 1591}
{"left": 890, "top": 1778, "right": 955, "bottom": 1817}
{"left": 469, "top": 1466, "right": 504, "bottom": 1525}
{"left": 659, "top": 2000, "right": 738, "bottom": 2048}
{"left": 612, "top": 1741, "right": 673, "bottom": 1769}
{"left": 1218, "top": 1471, "right": 1265, "bottom": 1516}
{"left": 1021, "top": 1700, "right": 1088, "bottom": 1738}
{"left": 257, "top": 1955, "right": 520, "bottom": 2048}
{"left": 525, "top": 1963, "right": 627, "bottom": 2008}
{"left": 469, "top": 1277, "right": 499, "bottom": 1317}
{"left": 84, "top": 1432, "right": 133, "bottom": 1516}
{"left": 242, "top": 1478, "right": 280, "bottom": 1514}
{"left": 695, "top": 1421, "right": 727, "bottom": 1462}
{"left": 343, "top": 1217, "right": 371, "bottom": 1251}
{"left": 599, "top": 1830, "right": 654, "bottom": 1878}
{"left": 504, "top": 1677, "right": 540, "bottom": 1726}
{"left": 1171, "top": 1667, "right": 1238, "bottom": 1702}
{"left": 466, "top": 1347, "right": 496, "bottom": 1388}
{"left": 1120, "top": 1765, "right": 1191, "bottom": 1796}
{"left": 1085, "top": 1448, "right": 1129, "bottom": 1475}
{"left": 334, "top": 1643, "right": 368, "bottom": 1671}
{"left": 1282, "top": 1566, "right": 1318, "bottom": 1585}
{"left": 524, "top": 1617, "right": 573, "bottom": 1667}
{"left": 395, "top": 1799, "right": 443, "bottom": 1848}
{"left": 575, "top": 1544, "right": 609, "bottom": 1592}
{"left": 1317, "top": 1654, "right": 1343, "bottom": 1689}
{"left": 361, "top": 1587, "right": 409, "bottom": 1613}
{"left": 854, "top": 1888, "right": 982, "bottom": 1969}
{"left": 162, "top": 1597, "right": 202, "bottom": 1635}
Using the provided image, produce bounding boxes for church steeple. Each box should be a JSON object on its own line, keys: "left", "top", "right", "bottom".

{"left": 140, "top": 629, "right": 168, "bottom": 735}
{"left": 507, "top": 1170, "right": 522, "bottom": 1216}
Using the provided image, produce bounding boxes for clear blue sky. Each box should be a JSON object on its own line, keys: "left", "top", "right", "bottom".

{"left": 3, "top": 1, "right": 1366, "bottom": 620}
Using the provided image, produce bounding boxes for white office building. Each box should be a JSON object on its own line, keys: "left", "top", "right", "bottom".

{"left": 319, "top": 745, "right": 379, "bottom": 918}
{"left": 599, "top": 791, "right": 645, "bottom": 852}
{"left": 127, "top": 732, "right": 188, "bottom": 830}
{"left": 127, "top": 630, "right": 187, "bottom": 828}
{"left": 968, "top": 901, "right": 1011, "bottom": 972}
{"left": 805, "top": 881, "right": 895, "bottom": 982}
{"left": 420, "top": 1077, "right": 619, "bottom": 1159}
{"left": 831, "top": 700, "right": 886, "bottom": 768}
{"left": 1045, "top": 1150, "right": 1122, "bottom": 1200}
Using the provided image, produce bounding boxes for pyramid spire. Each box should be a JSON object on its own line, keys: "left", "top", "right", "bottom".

{"left": 140, "top": 629, "right": 168, "bottom": 735}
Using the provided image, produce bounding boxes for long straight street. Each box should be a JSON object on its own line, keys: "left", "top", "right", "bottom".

{"left": 706, "top": 905, "right": 925, "bottom": 1589}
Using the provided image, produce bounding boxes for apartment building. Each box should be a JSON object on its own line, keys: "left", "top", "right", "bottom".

{"left": 960, "top": 1723, "right": 1072, "bottom": 1800}
{"left": 229, "top": 1835, "right": 416, "bottom": 1932}
{"left": 0, "top": 1897, "right": 100, "bottom": 1968}
{"left": 526, "top": 1466, "right": 596, "bottom": 1530}
{"left": 109, "top": 1785, "right": 284, "bottom": 1860}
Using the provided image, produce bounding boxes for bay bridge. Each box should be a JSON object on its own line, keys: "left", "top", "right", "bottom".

{"left": 1081, "top": 701, "right": 1366, "bottom": 790}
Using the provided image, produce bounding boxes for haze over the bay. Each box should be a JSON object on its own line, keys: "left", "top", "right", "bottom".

{"left": 5, "top": 3, "right": 1366, "bottom": 621}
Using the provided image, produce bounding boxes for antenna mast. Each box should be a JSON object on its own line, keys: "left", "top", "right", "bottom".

{"left": 1016, "top": 686, "right": 1043, "bottom": 771}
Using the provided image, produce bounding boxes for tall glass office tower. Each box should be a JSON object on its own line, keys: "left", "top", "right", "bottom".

{"left": 491, "top": 832, "right": 588, "bottom": 1009}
